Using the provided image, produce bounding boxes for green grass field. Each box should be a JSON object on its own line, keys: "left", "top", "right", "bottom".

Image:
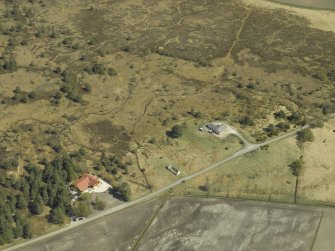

{"left": 173, "top": 136, "right": 300, "bottom": 202}
{"left": 133, "top": 123, "right": 243, "bottom": 195}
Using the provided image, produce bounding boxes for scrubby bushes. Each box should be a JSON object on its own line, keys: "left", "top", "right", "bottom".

{"left": 11, "top": 86, "right": 37, "bottom": 103}
{"left": 187, "top": 109, "right": 203, "bottom": 118}
{"left": 58, "top": 70, "right": 92, "bottom": 103}
{"left": 297, "top": 128, "right": 314, "bottom": 142}
{"left": 73, "top": 201, "right": 92, "bottom": 217}
{"left": 62, "top": 37, "right": 79, "bottom": 49}
{"left": 60, "top": 84, "right": 82, "bottom": 103}
{"left": 84, "top": 63, "right": 118, "bottom": 76}
{"left": 95, "top": 152, "right": 131, "bottom": 176}
{"left": 263, "top": 124, "right": 278, "bottom": 137}
{"left": 309, "top": 119, "right": 324, "bottom": 128}
{"left": 287, "top": 112, "right": 305, "bottom": 125}
{"left": 290, "top": 159, "right": 303, "bottom": 176}
{"left": 0, "top": 58, "right": 17, "bottom": 73}
{"left": 239, "top": 116, "right": 255, "bottom": 126}
{"left": 109, "top": 182, "right": 131, "bottom": 202}
{"left": 263, "top": 122, "right": 290, "bottom": 137}
{"left": 274, "top": 110, "right": 286, "bottom": 119}
{"left": 321, "top": 103, "right": 335, "bottom": 115}
{"left": 0, "top": 158, "right": 18, "bottom": 170}
{"left": 93, "top": 197, "right": 106, "bottom": 210}
{"left": 167, "top": 125, "right": 184, "bottom": 138}
{"left": 275, "top": 122, "right": 290, "bottom": 131}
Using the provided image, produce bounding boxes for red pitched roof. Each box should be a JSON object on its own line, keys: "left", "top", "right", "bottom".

{"left": 75, "top": 173, "right": 100, "bottom": 192}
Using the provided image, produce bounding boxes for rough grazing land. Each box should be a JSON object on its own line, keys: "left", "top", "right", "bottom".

{"left": 137, "top": 197, "right": 322, "bottom": 251}
{"left": 0, "top": 0, "right": 334, "bottom": 200}
{"left": 0, "top": 0, "right": 334, "bottom": 243}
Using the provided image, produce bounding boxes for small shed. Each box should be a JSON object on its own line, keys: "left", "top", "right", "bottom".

{"left": 166, "top": 165, "right": 181, "bottom": 175}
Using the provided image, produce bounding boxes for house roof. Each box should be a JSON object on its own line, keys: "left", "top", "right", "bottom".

{"left": 206, "top": 123, "right": 228, "bottom": 134}
{"left": 206, "top": 123, "right": 216, "bottom": 130}
{"left": 75, "top": 173, "right": 100, "bottom": 192}
{"left": 215, "top": 124, "right": 228, "bottom": 133}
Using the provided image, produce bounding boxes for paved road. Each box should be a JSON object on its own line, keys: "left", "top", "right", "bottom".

{"left": 6, "top": 125, "right": 309, "bottom": 251}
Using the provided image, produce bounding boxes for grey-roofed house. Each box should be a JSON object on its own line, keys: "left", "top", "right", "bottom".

{"left": 206, "top": 123, "right": 228, "bottom": 135}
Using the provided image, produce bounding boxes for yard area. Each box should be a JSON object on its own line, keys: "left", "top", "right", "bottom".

{"left": 173, "top": 136, "right": 300, "bottom": 202}
{"left": 85, "top": 177, "right": 111, "bottom": 193}
{"left": 168, "top": 117, "right": 335, "bottom": 206}
{"left": 133, "top": 123, "right": 244, "bottom": 197}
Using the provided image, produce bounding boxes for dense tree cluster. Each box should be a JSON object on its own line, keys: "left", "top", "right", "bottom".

{"left": 0, "top": 155, "right": 80, "bottom": 245}
{"left": 0, "top": 193, "right": 32, "bottom": 245}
